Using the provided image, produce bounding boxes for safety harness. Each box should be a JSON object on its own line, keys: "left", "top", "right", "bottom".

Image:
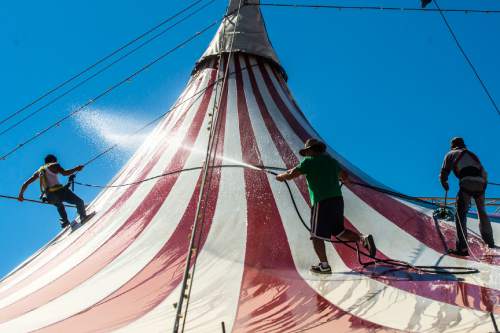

{"left": 453, "top": 149, "right": 486, "bottom": 195}
{"left": 38, "top": 163, "right": 64, "bottom": 202}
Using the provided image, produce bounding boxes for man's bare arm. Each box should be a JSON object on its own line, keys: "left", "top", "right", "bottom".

{"left": 276, "top": 168, "right": 301, "bottom": 182}
{"left": 18, "top": 174, "right": 39, "bottom": 201}
{"left": 52, "top": 164, "right": 84, "bottom": 176}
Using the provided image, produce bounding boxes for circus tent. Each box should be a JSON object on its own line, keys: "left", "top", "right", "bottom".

{"left": 0, "top": 0, "right": 499, "bottom": 332}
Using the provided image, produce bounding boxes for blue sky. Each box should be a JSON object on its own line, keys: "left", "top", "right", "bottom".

{"left": 0, "top": 0, "right": 498, "bottom": 276}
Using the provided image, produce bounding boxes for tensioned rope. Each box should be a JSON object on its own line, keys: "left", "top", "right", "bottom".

{"left": 253, "top": 2, "right": 500, "bottom": 14}
{"left": 0, "top": 164, "right": 478, "bottom": 293}
{"left": 0, "top": 157, "right": 481, "bottom": 277}
{"left": 434, "top": 0, "right": 500, "bottom": 117}
{"left": 0, "top": 19, "right": 223, "bottom": 162}
{"left": 5, "top": 159, "right": 496, "bottom": 211}
{"left": 0, "top": 0, "right": 210, "bottom": 128}
{"left": 0, "top": 0, "right": 218, "bottom": 138}
{"left": 71, "top": 163, "right": 478, "bottom": 275}
{"left": 0, "top": 62, "right": 263, "bottom": 205}
{"left": 0, "top": 194, "right": 74, "bottom": 208}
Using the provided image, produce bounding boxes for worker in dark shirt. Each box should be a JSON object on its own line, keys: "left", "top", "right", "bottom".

{"left": 440, "top": 137, "right": 495, "bottom": 255}
{"left": 276, "top": 138, "right": 377, "bottom": 274}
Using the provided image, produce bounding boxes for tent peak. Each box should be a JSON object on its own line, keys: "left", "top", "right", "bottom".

{"left": 195, "top": 0, "right": 285, "bottom": 77}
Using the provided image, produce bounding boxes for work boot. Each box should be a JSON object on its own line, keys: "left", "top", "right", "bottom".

{"left": 447, "top": 248, "right": 469, "bottom": 257}
{"left": 79, "top": 215, "right": 89, "bottom": 225}
{"left": 79, "top": 211, "right": 96, "bottom": 225}
{"left": 361, "top": 235, "right": 377, "bottom": 258}
{"left": 310, "top": 263, "right": 332, "bottom": 274}
{"left": 60, "top": 219, "right": 70, "bottom": 229}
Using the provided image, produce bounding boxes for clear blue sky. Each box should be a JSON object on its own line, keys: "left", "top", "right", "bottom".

{"left": 0, "top": 0, "right": 498, "bottom": 276}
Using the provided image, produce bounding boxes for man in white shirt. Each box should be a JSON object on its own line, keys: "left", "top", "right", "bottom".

{"left": 18, "top": 154, "right": 87, "bottom": 228}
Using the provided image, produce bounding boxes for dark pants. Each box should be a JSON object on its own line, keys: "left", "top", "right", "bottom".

{"left": 46, "top": 187, "right": 86, "bottom": 223}
{"left": 455, "top": 188, "right": 495, "bottom": 250}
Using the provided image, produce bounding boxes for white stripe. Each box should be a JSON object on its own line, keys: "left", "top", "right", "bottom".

{"left": 248, "top": 58, "right": 305, "bottom": 157}
{"left": 0, "top": 75, "right": 206, "bottom": 293}
{"left": 243, "top": 62, "right": 497, "bottom": 332}
{"left": 398, "top": 199, "right": 500, "bottom": 260}
{"left": 116, "top": 60, "right": 247, "bottom": 333}
{"left": 0, "top": 69, "right": 214, "bottom": 311}
{"left": 262, "top": 62, "right": 379, "bottom": 185}
{"left": 342, "top": 188, "right": 500, "bottom": 290}
{"left": 0, "top": 70, "right": 218, "bottom": 332}
{"left": 0, "top": 75, "right": 204, "bottom": 301}
{"left": 0, "top": 165, "right": 199, "bottom": 331}
{"left": 254, "top": 59, "right": 500, "bottom": 290}
{"left": 265, "top": 142, "right": 496, "bottom": 332}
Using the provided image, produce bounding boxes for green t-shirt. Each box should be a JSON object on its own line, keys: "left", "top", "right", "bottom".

{"left": 295, "top": 154, "right": 342, "bottom": 205}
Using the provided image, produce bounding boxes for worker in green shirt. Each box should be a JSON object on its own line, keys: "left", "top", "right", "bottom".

{"left": 276, "top": 138, "right": 377, "bottom": 274}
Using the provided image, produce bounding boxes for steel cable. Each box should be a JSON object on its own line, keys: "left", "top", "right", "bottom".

{"left": 0, "top": 19, "right": 222, "bottom": 161}
{"left": 253, "top": 2, "right": 500, "bottom": 14}
{"left": 0, "top": 0, "right": 218, "bottom": 138}
{"left": 0, "top": 0, "right": 210, "bottom": 128}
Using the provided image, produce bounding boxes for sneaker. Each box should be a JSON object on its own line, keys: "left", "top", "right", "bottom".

{"left": 362, "top": 235, "right": 377, "bottom": 258}
{"left": 60, "top": 219, "right": 70, "bottom": 229}
{"left": 310, "top": 263, "right": 332, "bottom": 274}
{"left": 447, "top": 248, "right": 469, "bottom": 257}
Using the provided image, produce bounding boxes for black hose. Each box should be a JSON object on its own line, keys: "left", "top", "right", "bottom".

{"left": 279, "top": 177, "right": 478, "bottom": 275}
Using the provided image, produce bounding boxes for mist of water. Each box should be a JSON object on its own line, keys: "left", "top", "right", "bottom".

{"left": 74, "top": 108, "right": 151, "bottom": 162}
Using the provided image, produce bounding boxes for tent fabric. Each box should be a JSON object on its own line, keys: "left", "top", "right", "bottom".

{"left": 195, "top": 0, "right": 284, "bottom": 77}
{"left": 0, "top": 1, "right": 499, "bottom": 332}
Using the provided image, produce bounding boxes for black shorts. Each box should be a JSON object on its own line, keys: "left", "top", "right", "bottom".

{"left": 310, "top": 196, "right": 345, "bottom": 240}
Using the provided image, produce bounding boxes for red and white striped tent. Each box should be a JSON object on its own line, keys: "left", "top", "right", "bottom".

{"left": 1, "top": 1, "right": 499, "bottom": 332}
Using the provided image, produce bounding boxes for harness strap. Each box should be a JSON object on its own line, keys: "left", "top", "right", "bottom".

{"left": 46, "top": 185, "right": 64, "bottom": 193}
{"left": 38, "top": 163, "right": 62, "bottom": 195}
{"left": 453, "top": 149, "right": 484, "bottom": 180}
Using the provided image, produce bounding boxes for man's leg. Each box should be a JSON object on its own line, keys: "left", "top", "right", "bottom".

{"left": 474, "top": 193, "right": 495, "bottom": 247}
{"left": 47, "top": 192, "right": 69, "bottom": 225}
{"left": 336, "top": 229, "right": 361, "bottom": 242}
{"left": 312, "top": 238, "right": 328, "bottom": 263}
{"left": 54, "top": 202, "right": 69, "bottom": 222}
{"left": 330, "top": 197, "right": 377, "bottom": 257}
{"left": 455, "top": 189, "right": 471, "bottom": 252}
{"left": 335, "top": 229, "right": 377, "bottom": 258}
{"left": 60, "top": 188, "right": 86, "bottom": 218}
{"left": 309, "top": 201, "right": 331, "bottom": 273}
